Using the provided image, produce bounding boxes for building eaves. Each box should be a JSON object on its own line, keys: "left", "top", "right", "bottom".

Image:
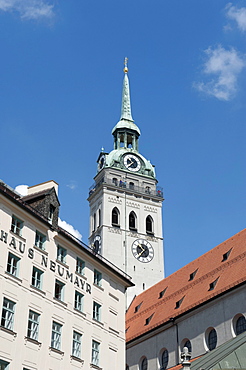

{"left": 126, "top": 229, "right": 246, "bottom": 343}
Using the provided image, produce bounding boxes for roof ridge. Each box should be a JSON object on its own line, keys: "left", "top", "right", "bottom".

{"left": 126, "top": 251, "right": 246, "bottom": 324}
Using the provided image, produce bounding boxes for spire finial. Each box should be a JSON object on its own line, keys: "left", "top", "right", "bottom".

{"left": 124, "top": 57, "right": 128, "bottom": 73}
{"left": 120, "top": 58, "right": 133, "bottom": 122}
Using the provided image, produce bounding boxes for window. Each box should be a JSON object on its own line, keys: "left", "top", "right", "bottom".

{"left": 112, "top": 178, "right": 118, "bottom": 186}
{"left": 11, "top": 215, "right": 23, "bottom": 236}
{"left": 129, "top": 211, "right": 137, "bottom": 231}
{"left": 93, "top": 301, "right": 101, "bottom": 321}
{"left": 27, "top": 310, "right": 40, "bottom": 341}
{"left": 175, "top": 296, "right": 184, "bottom": 309}
{"left": 94, "top": 269, "right": 102, "bottom": 287}
{"left": 145, "top": 186, "right": 151, "bottom": 194}
{"left": 31, "top": 267, "right": 43, "bottom": 289}
{"left": 182, "top": 340, "right": 192, "bottom": 352}
{"left": 112, "top": 207, "right": 119, "bottom": 226}
{"left": 6, "top": 252, "right": 20, "bottom": 277}
{"left": 35, "top": 231, "right": 46, "bottom": 250}
{"left": 48, "top": 205, "right": 55, "bottom": 223}
{"left": 57, "top": 245, "right": 67, "bottom": 264}
{"left": 51, "top": 321, "right": 62, "bottom": 350}
{"left": 134, "top": 302, "right": 142, "bottom": 313}
{"left": 74, "top": 291, "right": 84, "bottom": 312}
{"left": 235, "top": 315, "right": 246, "bottom": 335}
{"left": 0, "top": 360, "right": 9, "bottom": 370}
{"left": 98, "top": 209, "right": 101, "bottom": 227}
{"left": 141, "top": 357, "right": 148, "bottom": 370}
{"left": 145, "top": 314, "right": 154, "bottom": 326}
{"left": 159, "top": 288, "right": 167, "bottom": 299}
{"left": 54, "top": 280, "right": 65, "bottom": 301}
{"left": 76, "top": 257, "right": 85, "bottom": 275}
{"left": 129, "top": 181, "right": 134, "bottom": 189}
{"left": 1, "top": 298, "right": 15, "bottom": 330}
{"left": 93, "top": 213, "right": 96, "bottom": 232}
{"left": 160, "top": 349, "right": 169, "bottom": 370}
{"left": 146, "top": 215, "right": 153, "bottom": 234}
{"left": 189, "top": 269, "right": 198, "bottom": 281}
{"left": 207, "top": 328, "right": 217, "bottom": 351}
{"left": 222, "top": 248, "right": 232, "bottom": 261}
{"left": 208, "top": 277, "right": 219, "bottom": 291}
{"left": 91, "top": 340, "right": 100, "bottom": 366}
{"left": 72, "top": 331, "right": 82, "bottom": 358}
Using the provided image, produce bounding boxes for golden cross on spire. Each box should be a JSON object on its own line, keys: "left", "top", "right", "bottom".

{"left": 124, "top": 57, "right": 128, "bottom": 73}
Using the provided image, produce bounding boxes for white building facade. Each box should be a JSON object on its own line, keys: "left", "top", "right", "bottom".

{"left": 0, "top": 180, "right": 133, "bottom": 370}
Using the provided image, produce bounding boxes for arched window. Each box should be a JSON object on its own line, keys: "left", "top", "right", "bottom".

{"left": 182, "top": 339, "right": 192, "bottom": 353}
{"left": 129, "top": 211, "right": 137, "bottom": 231}
{"left": 98, "top": 209, "right": 101, "bottom": 227}
{"left": 146, "top": 215, "right": 153, "bottom": 235}
{"left": 112, "top": 207, "right": 120, "bottom": 227}
{"left": 160, "top": 349, "right": 169, "bottom": 370}
{"left": 145, "top": 186, "right": 151, "bottom": 194}
{"left": 236, "top": 315, "right": 246, "bottom": 335}
{"left": 140, "top": 357, "right": 148, "bottom": 370}
{"left": 207, "top": 328, "right": 217, "bottom": 351}
{"left": 129, "top": 182, "right": 134, "bottom": 190}
{"left": 93, "top": 213, "right": 96, "bottom": 232}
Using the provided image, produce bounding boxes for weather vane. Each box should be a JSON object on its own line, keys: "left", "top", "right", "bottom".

{"left": 124, "top": 57, "right": 128, "bottom": 73}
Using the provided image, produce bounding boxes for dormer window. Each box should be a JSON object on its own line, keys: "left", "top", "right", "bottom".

{"left": 175, "top": 296, "right": 184, "bottom": 309}
{"left": 159, "top": 287, "right": 167, "bottom": 299}
{"left": 189, "top": 269, "right": 198, "bottom": 281}
{"left": 134, "top": 302, "right": 142, "bottom": 313}
{"left": 48, "top": 205, "right": 55, "bottom": 223}
{"left": 145, "top": 313, "right": 154, "bottom": 325}
{"left": 222, "top": 248, "right": 232, "bottom": 262}
{"left": 208, "top": 277, "right": 219, "bottom": 291}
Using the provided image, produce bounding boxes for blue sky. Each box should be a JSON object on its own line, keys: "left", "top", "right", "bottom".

{"left": 0, "top": 0, "right": 245, "bottom": 276}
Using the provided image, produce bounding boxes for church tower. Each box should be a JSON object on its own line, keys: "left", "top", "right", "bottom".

{"left": 88, "top": 60, "right": 164, "bottom": 306}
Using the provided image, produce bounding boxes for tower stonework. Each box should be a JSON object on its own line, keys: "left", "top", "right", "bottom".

{"left": 88, "top": 62, "right": 164, "bottom": 306}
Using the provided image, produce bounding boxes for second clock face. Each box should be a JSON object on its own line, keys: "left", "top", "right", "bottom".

{"left": 92, "top": 235, "right": 101, "bottom": 254}
{"left": 131, "top": 239, "right": 154, "bottom": 263}
{"left": 123, "top": 154, "right": 141, "bottom": 172}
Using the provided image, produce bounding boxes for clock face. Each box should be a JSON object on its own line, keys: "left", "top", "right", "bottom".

{"left": 131, "top": 239, "right": 154, "bottom": 263}
{"left": 98, "top": 155, "right": 105, "bottom": 171}
{"left": 92, "top": 235, "right": 101, "bottom": 254}
{"left": 123, "top": 154, "right": 141, "bottom": 172}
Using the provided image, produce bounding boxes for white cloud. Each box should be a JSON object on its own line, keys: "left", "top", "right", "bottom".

{"left": 226, "top": 3, "right": 246, "bottom": 32}
{"left": 0, "top": 0, "right": 54, "bottom": 20}
{"left": 66, "top": 181, "right": 78, "bottom": 191}
{"left": 58, "top": 218, "right": 82, "bottom": 241}
{"left": 15, "top": 184, "right": 28, "bottom": 195}
{"left": 194, "top": 45, "right": 246, "bottom": 101}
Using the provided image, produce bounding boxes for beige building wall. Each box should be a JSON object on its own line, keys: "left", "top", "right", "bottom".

{"left": 0, "top": 188, "right": 131, "bottom": 370}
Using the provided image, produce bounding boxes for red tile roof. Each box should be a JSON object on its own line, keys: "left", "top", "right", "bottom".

{"left": 126, "top": 229, "right": 246, "bottom": 342}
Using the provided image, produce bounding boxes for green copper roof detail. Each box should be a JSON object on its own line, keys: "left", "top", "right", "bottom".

{"left": 120, "top": 72, "right": 134, "bottom": 122}
{"left": 112, "top": 59, "right": 141, "bottom": 136}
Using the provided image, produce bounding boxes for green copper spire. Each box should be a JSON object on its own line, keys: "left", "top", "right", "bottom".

{"left": 120, "top": 57, "right": 134, "bottom": 122}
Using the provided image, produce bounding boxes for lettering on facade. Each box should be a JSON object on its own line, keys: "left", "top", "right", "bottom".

{"left": 108, "top": 227, "right": 122, "bottom": 234}
{"left": 126, "top": 201, "right": 140, "bottom": 209}
{"left": 144, "top": 205, "right": 157, "bottom": 213}
{"left": 108, "top": 196, "right": 122, "bottom": 205}
{"left": 1, "top": 230, "right": 91, "bottom": 294}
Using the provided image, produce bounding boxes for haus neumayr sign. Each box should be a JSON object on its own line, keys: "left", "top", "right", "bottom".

{"left": 0, "top": 230, "right": 92, "bottom": 294}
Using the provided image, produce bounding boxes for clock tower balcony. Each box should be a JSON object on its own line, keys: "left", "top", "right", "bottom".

{"left": 88, "top": 176, "right": 164, "bottom": 200}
